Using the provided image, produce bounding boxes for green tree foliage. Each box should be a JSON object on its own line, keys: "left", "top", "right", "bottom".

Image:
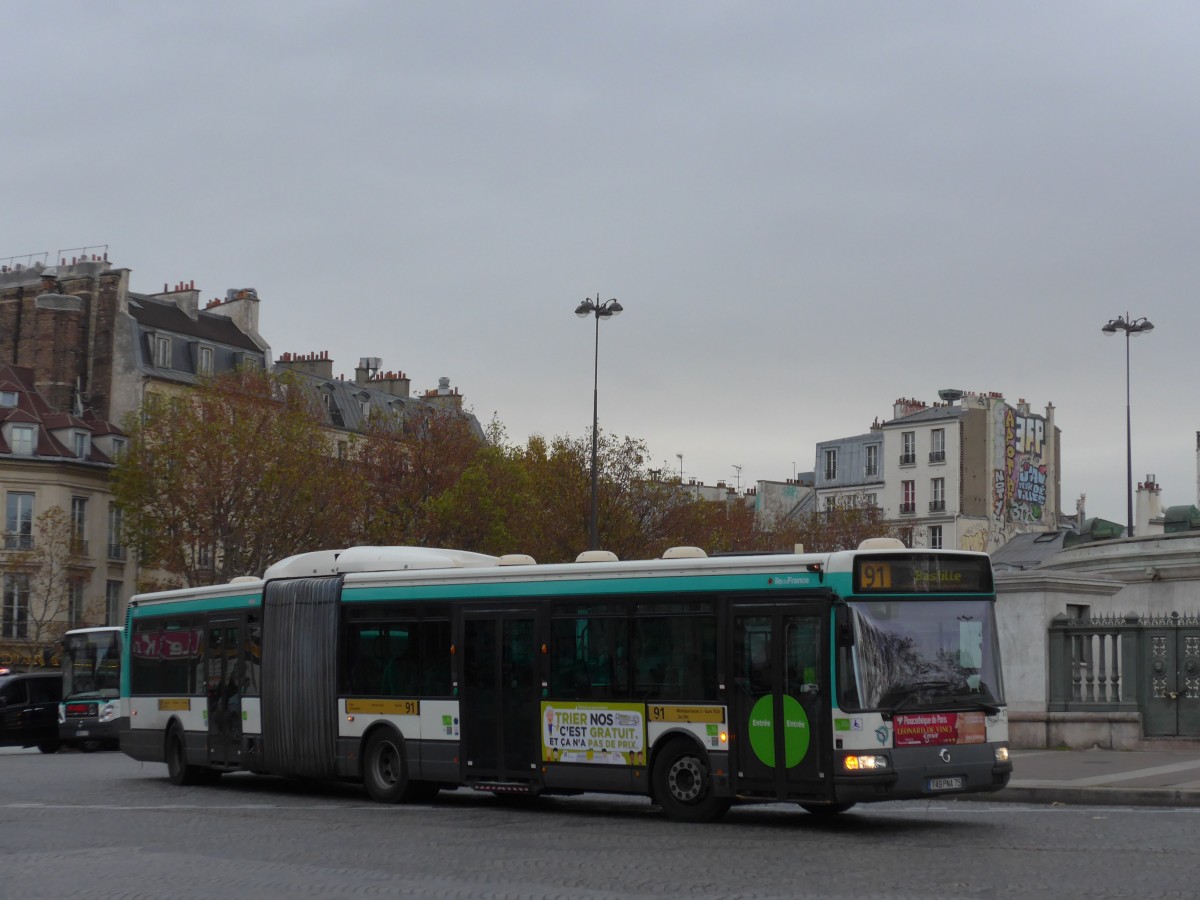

{"left": 111, "top": 369, "right": 360, "bottom": 585}
{"left": 352, "top": 408, "right": 485, "bottom": 546}
{"left": 767, "top": 493, "right": 900, "bottom": 553}
{"left": 111, "top": 374, "right": 898, "bottom": 575}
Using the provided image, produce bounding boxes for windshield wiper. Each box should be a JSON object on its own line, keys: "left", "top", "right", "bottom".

{"left": 940, "top": 692, "right": 1001, "bottom": 715}
{"left": 879, "top": 680, "right": 967, "bottom": 715}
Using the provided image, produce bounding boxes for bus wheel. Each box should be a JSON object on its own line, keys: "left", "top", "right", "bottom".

{"left": 166, "top": 727, "right": 207, "bottom": 786}
{"left": 363, "top": 730, "right": 414, "bottom": 803}
{"left": 800, "top": 802, "right": 857, "bottom": 817}
{"left": 652, "top": 739, "right": 731, "bottom": 823}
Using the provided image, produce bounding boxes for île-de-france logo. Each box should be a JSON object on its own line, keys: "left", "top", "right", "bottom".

{"left": 767, "top": 576, "right": 809, "bottom": 587}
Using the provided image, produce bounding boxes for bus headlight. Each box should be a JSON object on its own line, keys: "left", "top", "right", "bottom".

{"left": 843, "top": 754, "right": 890, "bottom": 772}
{"left": 994, "top": 744, "right": 1010, "bottom": 763}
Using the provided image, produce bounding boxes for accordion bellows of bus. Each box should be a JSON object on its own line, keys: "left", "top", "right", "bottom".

{"left": 120, "top": 539, "right": 1011, "bottom": 822}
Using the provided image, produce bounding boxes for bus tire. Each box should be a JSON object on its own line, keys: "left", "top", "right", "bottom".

{"left": 652, "top": 738, "right": 731, "bottom": 823}
{"left": 800, "top": 801, "right": 857, "bottom": 817}
{"left": 363, "top": 730, "right": 418, "bottom": 803}
{"left": 165, "top": 727, "right": 210, "bottom": 786}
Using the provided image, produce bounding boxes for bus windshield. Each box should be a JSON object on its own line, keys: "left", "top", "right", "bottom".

{"left": 840, "top": 598, "right": 1004, "bottom": 713}
{"left": 62, "top": 631, "right": 123, "bottom": 700}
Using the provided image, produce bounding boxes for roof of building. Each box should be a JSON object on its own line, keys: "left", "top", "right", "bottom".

{"left": 883, "top": 405, "right": 967, "bottom": 427}
{"left": 0, "top": 363, "right": 123, "bottom": 464}
{"left": 991, "top": 527, "right": 1075, "bottom": 571}
{"left": 128, "top": 295, "right": 262, "bottom": 352}
{"left": 288, "top": 369, "right": 484, "bottom": 439}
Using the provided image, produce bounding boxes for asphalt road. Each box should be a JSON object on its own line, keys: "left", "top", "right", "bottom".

{"left": 1, "top": 747, "right": 1198, "bottom": 899}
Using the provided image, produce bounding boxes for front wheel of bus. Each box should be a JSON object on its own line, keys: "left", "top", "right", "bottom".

{"left": 652, "top": 739, "right": 731, "bottom": 823}
{"left": 363, "top": 730, "right": 418, "bottom": 803}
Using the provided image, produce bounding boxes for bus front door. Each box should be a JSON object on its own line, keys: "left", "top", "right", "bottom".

{"left": 732, "top": 604, "right": 829, "bottom": 801}
{"left": 460, "top": 611, "right": 540, "bottom": 786}
{"left": 205, "top": 617, "right": 244, "bottom": 767}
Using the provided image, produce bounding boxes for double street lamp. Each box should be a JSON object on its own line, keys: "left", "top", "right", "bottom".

{"left": 575, "top": 295, "right": 623, "bottom": 550}
{"left": 1101, "top": 313, "right": 1154, "bottom": 538}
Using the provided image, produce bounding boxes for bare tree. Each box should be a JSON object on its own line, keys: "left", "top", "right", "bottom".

{"left": 1, "top": 506, "right": 99, "bottom": 670}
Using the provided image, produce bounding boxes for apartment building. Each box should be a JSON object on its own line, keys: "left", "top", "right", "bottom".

{"left": 1, "top": 254, "right": 478, "bottom": 641}
{"left": 814, "top": 390, "right": 1060, "bottom": 552}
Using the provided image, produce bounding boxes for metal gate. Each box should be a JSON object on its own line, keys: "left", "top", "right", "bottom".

{"left": 1142, "top": 614, "right": 1200, "bottom": 737}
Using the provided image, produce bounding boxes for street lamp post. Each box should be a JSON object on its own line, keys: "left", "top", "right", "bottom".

{"left": 1101, "top": 313, "right": 1154, "bottom": 538}
{"left": 575, "top": 295, "right": 623, "bottom": 550}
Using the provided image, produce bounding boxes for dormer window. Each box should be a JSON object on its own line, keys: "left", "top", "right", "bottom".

{"left": 153, "top": 335, "right": 172, "bottom": 368}
{"left": 0, "top": 391, "right": 16, "bottom": 407}
{"left": 10, "top": 424, "right": 35, "bottom": 456}
{"left": 198, "top": 345, "right": 214, "bottom": 376}
{"left": 72, "top": 431, "right": 90, "bottom": 458}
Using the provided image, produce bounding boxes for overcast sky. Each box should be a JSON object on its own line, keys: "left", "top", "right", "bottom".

{"left": 4, "top": 2, "right": 1199, "bottom": 525}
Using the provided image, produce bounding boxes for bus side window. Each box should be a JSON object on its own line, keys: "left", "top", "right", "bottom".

{"left": 420, "top": 620, "right": 452, "bottom": 696}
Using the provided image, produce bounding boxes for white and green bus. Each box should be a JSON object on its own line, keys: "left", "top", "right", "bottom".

{"left": 119, "top": 539, "right": 1011, "bottom": 822}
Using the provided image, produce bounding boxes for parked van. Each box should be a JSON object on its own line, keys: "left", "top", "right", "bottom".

{"left": 0, "top": 669, "right": 63, "bottom": 753}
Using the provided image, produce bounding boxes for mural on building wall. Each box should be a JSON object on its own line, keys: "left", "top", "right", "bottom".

{"left": 993, "top": 405, "right": 1049, "bottom": 525}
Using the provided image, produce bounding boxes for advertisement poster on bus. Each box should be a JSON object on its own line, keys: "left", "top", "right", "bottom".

{"left": 893, "top": 711, "right": 986, "bottom": 746}
{"left": 541, "top": 701, "right": 645, "bottom": 765}
{"left": 132, "top": 628, "right": 203, "bottom": 661}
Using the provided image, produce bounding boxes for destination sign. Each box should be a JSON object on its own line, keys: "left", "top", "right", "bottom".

{"left": 854, "top": 554, "right": 992, "bottom": 595}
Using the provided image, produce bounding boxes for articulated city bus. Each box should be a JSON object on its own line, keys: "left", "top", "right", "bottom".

{"left": 119, "top": 539, "right": 1011, "bottom": 821}
{"left": 59, "top": 626, "right": 123, "bottom": 751}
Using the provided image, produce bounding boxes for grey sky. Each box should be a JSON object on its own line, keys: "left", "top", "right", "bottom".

{"left": 4, "top": 2, "right": 1198, "bottom": 525}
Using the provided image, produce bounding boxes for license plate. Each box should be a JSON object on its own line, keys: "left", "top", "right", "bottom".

{"left": 927, "top": 776, "right": 964, "bottom": 792}
{"left": 75, "top": 730, "right": 90, "bottom": 737}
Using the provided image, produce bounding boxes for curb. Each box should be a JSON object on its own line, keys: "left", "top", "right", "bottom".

{"left": 956, "top": 785, "right": 1200, "bottom": 808}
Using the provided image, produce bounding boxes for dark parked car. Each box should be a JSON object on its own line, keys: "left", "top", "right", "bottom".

{"left": 0, "top": 669, "right": 63, "bottom": 753}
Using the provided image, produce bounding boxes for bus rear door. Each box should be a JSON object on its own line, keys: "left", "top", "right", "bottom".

{"left": 460, "top": 609, "right": 541, "bottom": 788}
{"left": 731, "top": 601, "right": 831, "bottom": 802}
{"left": 205, "top": 616, "right": 244, "bottom": 767}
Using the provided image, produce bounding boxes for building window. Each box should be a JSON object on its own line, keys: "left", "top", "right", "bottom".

{"left": 154, "top": 335, "right": 172, "bottom": 368}
{"left": 68, "top": 579, "right": 85, "bottom": 627}
{"left": 863, "top": 493, "right": 878, "bottom": 508}
{"left": 5, "top": 492, "right": 34, "bottom": 550}
{"left": 70, "top": 496, "right": 88, "bottom": 555}
{"left": 72, "top": 430, "right": 90, "bottom": 458}
{"left": 110, "top": 437, "right": 127, "bottom": 460}
{"left": 929, "top": 525, "right": 943, "bottom": 550}
{"left": 2, "top": 573, "right": 30, "bottom": 638}
{"left": 0, "top": 390, "right": 16, "bottom": 407}
{"left": 105, "top": 581, "right": 123, "bottom": 626}
{"left": 107, "top": 505, "right": 126, "bottom": 560}
{"left": 930, "top": 428, "right": 946, "bottom": 463}
{"left": 198, "top": 345, "right": 214, "bottom": 376}
{"left": 10, "top": 424, "right": 35, "bottom": 456}
{"left": 929, "top": 478, "right": 945, "bottom": 512}
{"left": 900, "top": 432, "right": 916, "bottom": 466}
{"left": 900, "top": 480, "right": 915, "bottom": 515}
{"left": 823, "top": 448, "right": 838, "bottom": 481}
{"left": 865, "top": 444, "right": 879, "bottom": 478}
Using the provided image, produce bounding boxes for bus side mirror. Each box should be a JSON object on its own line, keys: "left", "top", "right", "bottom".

{"left": 835, "top": 608, "right": 855, "bottom": 647}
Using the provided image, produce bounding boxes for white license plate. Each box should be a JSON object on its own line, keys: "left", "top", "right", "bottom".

{"left": 927, "top": 776, "right": 964, "bottom": 792}
{"left": 75, "top": 730, "right": 90, "bottom": 736}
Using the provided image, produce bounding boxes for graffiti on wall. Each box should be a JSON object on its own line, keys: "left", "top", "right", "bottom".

{"left": 994, "top": 406, "right": 1049, "bottom": 524}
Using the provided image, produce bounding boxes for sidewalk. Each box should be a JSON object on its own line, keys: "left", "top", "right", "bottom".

{"left": 973, "top": 747, "right": 1200, "bottom": 807}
